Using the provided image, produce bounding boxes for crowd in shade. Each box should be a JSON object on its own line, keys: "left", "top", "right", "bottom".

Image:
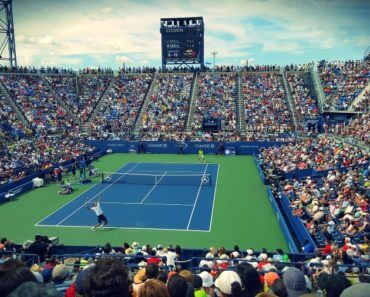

{"left": 0, "top": 75, "right": 74, "bottom": 134}
{"left": 0, "top": 98, "right": 30, "bottom": 139}
{"left": 140, "top": 74, "right": 192, "bottom": 141}
{"left": 258, "top": 136, "right": 369, "bottom": 175}
{"left": 1, "top": 241, "right": 370, "bottom": 297}
{"left": 242, "top": 73, "right": 294, "bottom": 137}
{"left": 286, "top": 72, "right": 319, "bottom": 123}
{"left": 280, "top": 165, "right": 369, "bottom": 249}
{"left": 325, "top": 114, "right": 370, "bottom": 145}
{"left": 45, "top": 76, "right": 79, "bottom": 115}
{"left": 89, "top": 74, "right": 153, "bottom": 140}
{"left": 318, "top": 60, "right": 370, "bottom": 111}
{"left": 353, "top": 91, "right": 369, "bottom": 112}
{"left": 191, "top": 73, "right": 237, "bottom": 137}
{"left": 77, "top": 76, "right": 112, "bottom": 122}
{"left": 0, "top": 135, "right": 95, "bottom": 185}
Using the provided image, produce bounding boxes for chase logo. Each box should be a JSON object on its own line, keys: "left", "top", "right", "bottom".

{"left": 148, "top": 143, "right": 167, "bottom": 148}
{"left": 195, "top": 143, "right": 215, "bottom": 149}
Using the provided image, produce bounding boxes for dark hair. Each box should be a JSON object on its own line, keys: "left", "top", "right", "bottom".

{"left": 269, "top": 279, "right": 288, "bottom": 297}
{"left": 193, "top": 275, "right": 203, "bottom": 289}
{"left": 0, "top": 259, "right": 25, "bottom": 277}
{"left": 236, "top": 263, "right": 263, "bottom": 297}
{"left": 0, "top": 267, "right": 37, "bottom": 297}
{"left": 167, "top": 274, "right": 188, "bottom": 297}
{"left": 146, "top": 263, "right": 159, "bottom": 279}
{"left": 103, "top": 242, "right": 112, "bottom": 254}
{"left": 0, "top": 238, "right": 6, "bottom": 244}
{"left": 156, "top": 270, "right": 168, "bottom": 284}
{"left": 7, "top": 281, "right": 61, "bottom": 297}
{"left": 84, "top": 258, "right": 130, "bottom": 297}
{"left": 324, "top": 275, "right": 351, "bottom": 297}
{"left": 230, "top": 281, "right": 242, "bottom": 296}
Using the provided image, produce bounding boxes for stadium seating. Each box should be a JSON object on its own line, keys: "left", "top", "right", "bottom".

{"left": 242, "top": 72, "right": 294, "bottom": 139}
{"left": 0, "top": 74, "right": 74, "bottom": 134}
{"left": 318, "top": 60, "right": 370, "bottom": 110}
{"left": 90, "top": 74, "right": 153, "bottom": 140}
{"left": 0, "top": 62, "right": 369, "bottom": 296}
{"left": 140, "top": 73, "right": 193, "bottom": 141}
{"left": 191, "top": 73, "right": 237, "bottom": 140}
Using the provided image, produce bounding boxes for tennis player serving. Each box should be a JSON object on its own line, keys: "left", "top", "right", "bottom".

{"left": 198, "top": 148, "right": 205, "bottom": 163}
{"left": 86, "top": 195, "right": 108, "bottom": 230}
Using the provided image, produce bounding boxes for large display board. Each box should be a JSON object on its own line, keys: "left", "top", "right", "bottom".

{"left": 160, "top": 17, "right": 204, "bottom": 68}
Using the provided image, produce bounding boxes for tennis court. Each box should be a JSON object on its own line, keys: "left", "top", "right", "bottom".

{"left": 35, "top": 162, "right": 219, "bottom": 231}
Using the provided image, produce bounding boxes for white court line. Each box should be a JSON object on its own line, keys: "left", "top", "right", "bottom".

{"left": 35, "top": 224, "right": 211, "bottom": 233}
{"left": 208, "top": 164, "right": 220, "bottom": 232}
{"left": 56, "top": 163, "right": 140, "bottom": 226}
{"left": 102, "top": 201, "right": 193, "bottom": 207}
{"left": 132, "top": 162, "right": 217, "bottom": 165}
{"left": 140, "top": 171, "right": 167, "bottom": 204}
{"left": 186, "top": 163, "right": 209, "bottom": 230}
{"left": 34, "top": 162, "right": 135, "bottom": 226}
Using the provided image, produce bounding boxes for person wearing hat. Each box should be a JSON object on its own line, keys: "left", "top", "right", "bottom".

{"left": 214, "top": 270, "right": 242, "bottom": 297}
{"left": 193, "top": 275, "right": 208, "bottom": 297}
{"left": 198, "top": 271, "right": 215, "bottom": 297}
{"left": 282, "top": 267, "right": 308, "bottom": 297}
{"left": 132, "top": 268, "right": 147, "bottom": 297}
{"left": 52, "top": 264, "right": 72, "bottom": 293}
{"left": 340, "top": 283, "right": 370, "bottom": 297}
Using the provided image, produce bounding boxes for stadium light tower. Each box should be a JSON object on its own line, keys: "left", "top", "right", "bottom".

{"left": 0, "top": 0, "right": 17, "bottom": 67}
{"left": 211, "top": 51, "right": 217, "bottom": 70}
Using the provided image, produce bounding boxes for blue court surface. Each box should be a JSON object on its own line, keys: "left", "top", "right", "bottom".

{"left": 36, "top": 162, "right": 219, "bottom": 231}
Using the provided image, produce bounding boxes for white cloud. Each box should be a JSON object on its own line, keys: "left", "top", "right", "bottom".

{"left": 115, "top": 55, "right": 132, "bottom": 63}
{"left": 12, "top": 0, "right": 369, "bottom": 68}
{"left": 100, "top": 7, "right": 113, "bottom": 14}
{"left": 39, "top": 35, "right": 57, "bottom": 45}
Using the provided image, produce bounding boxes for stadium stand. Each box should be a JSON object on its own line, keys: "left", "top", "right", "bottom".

{"left": 242, "top": 72, "right": 295, "bottom": 139}
{"left": 0, "top": 61, "right": 369, "bottom": 296}
{"left": 318, "top": 60, "right": 370, "bottom": 111}
{"left": 191, "top": 73, "right": 237, "bottom": 140}
{"left": 140, "top": 73, "right": 193, "bottom": 141}
{"left": 77, "top": 75, "right": 113, "bottom": 122}
{"left": 286, "top": 71, "right": 319, "bottom": 129}
{"left": 89, "top": 73, "right": 153, "bottom": 140}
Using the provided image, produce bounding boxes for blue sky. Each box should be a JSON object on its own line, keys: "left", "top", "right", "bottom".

{"left": 13, "top": 0, "right": 370, "bottom": 69}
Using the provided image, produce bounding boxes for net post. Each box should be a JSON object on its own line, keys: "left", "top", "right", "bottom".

{"left": 101, "top": 172, "right": 104, "bottom": 183}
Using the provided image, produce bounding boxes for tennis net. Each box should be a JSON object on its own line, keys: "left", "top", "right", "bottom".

{"left": 101, "top": 171, "right": 212, "bottom": 186}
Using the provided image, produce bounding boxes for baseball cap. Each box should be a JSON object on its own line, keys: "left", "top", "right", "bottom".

{"left": 264, "top": 272, "right": 279, "bottom": 287}
{"left": 215, "top": 270, "right": 241, "bottom": 295}
{"left": 198, "top": 271, "right": 214, "bottom": 288}
{"left": 283, "top": 267, "right": 307, "bottom": 297}
{"left": 340, "top": 283, "right": 370, "bottom": 297}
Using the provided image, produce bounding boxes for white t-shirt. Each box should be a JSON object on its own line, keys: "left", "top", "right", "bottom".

{"left": 91, "top": 202, "right": 103, "bottom": 216}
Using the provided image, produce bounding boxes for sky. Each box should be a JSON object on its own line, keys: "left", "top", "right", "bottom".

{"left": 9, "top": 0, "right": 370, "bottom": 69}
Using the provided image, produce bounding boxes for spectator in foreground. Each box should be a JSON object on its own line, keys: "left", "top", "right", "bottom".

{"left": 167, "top": 274, "right": 189, "bottom": 297}
{"left": 83, "top": 258, "right": 130, "bottom": 297}
{"left": 282, "top": 267, "right": 307, "bottom": 297}
{"left": 139, "top": 279, "right": 170, "bottom": 297}
{"left": 214, "top": 270, "right": 242, "bottom": 297}
{"left": 8, "top": 281, "right": 61, "bottom": 297}
{"left": 0, "top": 267, "right": 37, "bottom": 297}
{"left": 236, "top": 263, "right": 263, "bottom": 297}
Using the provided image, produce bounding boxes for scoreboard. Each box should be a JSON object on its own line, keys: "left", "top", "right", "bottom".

{"left": 160, "top": 17, "right": 204, "bottom": 68}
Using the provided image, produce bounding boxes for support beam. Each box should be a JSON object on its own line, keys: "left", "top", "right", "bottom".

{"left": 0, "top": 0, "right": 17, "bottom": 67}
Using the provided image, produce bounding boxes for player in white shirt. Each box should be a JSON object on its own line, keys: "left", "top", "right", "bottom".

{"left": 86, "top": 196, "right": 108, "bottom": 230}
